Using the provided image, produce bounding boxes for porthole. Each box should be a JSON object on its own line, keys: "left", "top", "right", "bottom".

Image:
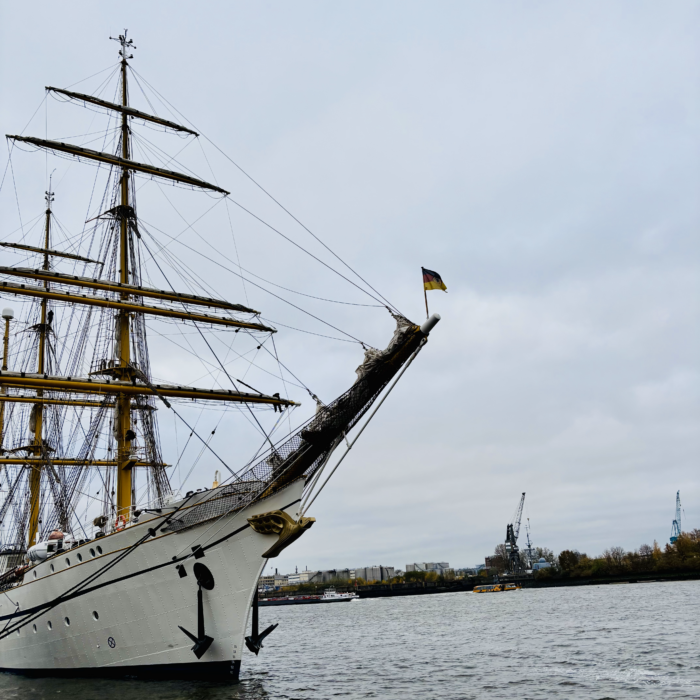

{"left": 64, "top": 617, "right": 70, "bottom": 627}
{"left": 92, "top": 611, "right": 99, "bottom": 621}
{"left": 47, "top": 621, "right": 52, "bottom": 630}
{"left": 90, "top": 548, "right": 96, "bottom": 557}
{"left": 65, "top": 558, "right": 71, "bottom": 566}
{"left": 32, "top": 624, "right": 37, "bottom": 633}
{"left": 50, "top": 564, "right": 55, "bottom": 573}
{"left": 77, "top": 553, "right": 83, "bottom": 562}
{"left": 97, "top": 546, "right": 103, "bottom": 555}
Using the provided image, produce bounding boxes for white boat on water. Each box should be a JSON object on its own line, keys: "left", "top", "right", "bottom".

{"left": 0, "top": 32, "right": 439, "bottom": 680}
{"left": 320, "top": 587, "right": 359, "bottom": 602}
{"left": 258, "top": 587, "right": 358, "bottom": 607}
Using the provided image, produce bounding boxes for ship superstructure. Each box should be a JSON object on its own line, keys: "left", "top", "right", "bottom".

{"left": 0, "top": 33, "right": 439, "bottom": 679}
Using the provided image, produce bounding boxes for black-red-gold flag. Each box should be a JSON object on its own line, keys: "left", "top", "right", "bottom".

{"left": 422, "top": 267, "right": 447, "bottom": 292}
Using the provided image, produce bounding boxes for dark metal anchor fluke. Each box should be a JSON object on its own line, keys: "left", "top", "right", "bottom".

{"left": 179, "top": 567, "right": 215, "bottom": 659}
{"left": 245, "top": 624, "right": 278, "bottom": 656}
{"left": 245, "top": 589, "right": 278, "bottom": 655}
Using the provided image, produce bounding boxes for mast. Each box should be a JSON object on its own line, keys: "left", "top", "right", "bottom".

{"left": 2, "top": 33, "right": 298, "bottom": 550}
{"left": 27, "top": 189, "right": 53, "bottom": 546}
{"left": 114, "top": 31, "right": 135, "bottom": 522}
{"left": 0, "top": 308, "right": 13, "bottom": 450}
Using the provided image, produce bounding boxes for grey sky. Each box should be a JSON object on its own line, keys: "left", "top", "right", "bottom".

{"left": 1, "top": 1, "right": 698, "bottom": 572}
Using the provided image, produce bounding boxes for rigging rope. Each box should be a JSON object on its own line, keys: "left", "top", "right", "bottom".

{"left": 233, "top": 266, "right": 383, "bottom": 307}
{"left": 0, "top": 92, "right": 47, "bottom": 203}
{"left": 137, "top": 232, "right": 281, "bottom": 447}
{"left": 8, "top": 156, "right": 24, "bottom": 239}
{"left": 150, "top": 326, "right": 306, "bottom": 391}
{"left": 256, "top": 338, "right": 320, "bottom": 403}
{"left": 226, "top": 194, "right": 394, "bottom": 312}
{"left": 64, "top": 63, "right": 120, "bottom": 91}
{"left": 172, "top": 408, "right": 204, "bottom": 476}
{"left": 129, "top": 66, "right": 403, "bottom": 315}
{"left": 131, "top": 369, "right": 236, "bottom": 477}
{"left": 139, "top": 215, "right": 368, "bottom": 345}
{"left": 300, "top": 341, "right": 425, "bottom": 517}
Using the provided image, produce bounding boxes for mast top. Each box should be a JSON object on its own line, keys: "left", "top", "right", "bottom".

{"left": 110, "top": 31, "right": 135, "bottom": 61}
{"left": 45, "top": 170, "right": 55, "bottom": 210}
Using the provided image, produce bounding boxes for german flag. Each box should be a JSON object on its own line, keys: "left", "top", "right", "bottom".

{"left": 422, "top": 267, "right": 447, "bottom": 292}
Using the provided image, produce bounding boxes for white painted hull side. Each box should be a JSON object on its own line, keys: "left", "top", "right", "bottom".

{"left": 0, "top": 480, "right": 305, "bottom": 679}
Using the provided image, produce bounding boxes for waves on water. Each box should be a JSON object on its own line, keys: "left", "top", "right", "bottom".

{"left": 1, "top": 579, "right": 698, "bottom": 699}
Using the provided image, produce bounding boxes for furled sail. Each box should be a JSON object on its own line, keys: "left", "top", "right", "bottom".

{"left": 0, "top": 267, "right": 256, "bottom": 313}
{"left": 46, "top": 86, "right": 199, "bottom": 135}
{"left": 0, "top": 242, "right": 100, "bottom": 264}
{"left": 6, "top": 136, "right": 229, "bottom": 194}
{"left": 0, "top": 280, "right": 273, "bottom": 330}
{"left": 0, "top": 372, "right": 297, "bottom": 408}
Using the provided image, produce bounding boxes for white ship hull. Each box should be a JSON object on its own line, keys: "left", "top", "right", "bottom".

{"left": 0, "top": 480, "right": 305, "bottom": 680}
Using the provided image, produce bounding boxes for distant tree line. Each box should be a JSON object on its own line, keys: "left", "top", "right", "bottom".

{"left": 268, "top": 531, "right": 700, "bottom": 596}
{"left": 541, "top": 530, "right": 700, "bottom": 579}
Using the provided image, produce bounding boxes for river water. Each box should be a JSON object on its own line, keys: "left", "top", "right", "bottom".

{"left": 1, "top": 580, "right": 698, "bottom": 699}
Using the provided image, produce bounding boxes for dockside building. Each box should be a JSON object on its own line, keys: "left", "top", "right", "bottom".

{"left": 405, "top": 562, "right": 450, "bottom": 574}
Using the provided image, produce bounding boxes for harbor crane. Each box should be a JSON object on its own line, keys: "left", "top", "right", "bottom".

{"left": 523, "top": 518, "right": 535, "bottom": 570}
{"left": 670, "top": 491, "right": 682, "bottom": 544}
{"left": 505, "top": 492, "right": 526, "bottom": 573}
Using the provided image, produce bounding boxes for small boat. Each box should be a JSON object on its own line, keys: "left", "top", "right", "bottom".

{"left": 320, "top": 587, "right": 359, "bottom": 603}
{"left": 473, "top": 583, "right": 521, "bottom": 593}
{"left": 259, "top": 587, "right": 358, "bottom": 606}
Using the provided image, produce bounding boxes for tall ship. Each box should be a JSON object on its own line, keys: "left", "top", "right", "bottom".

{"left": 0, "top": 34, "right": 439, "bottom": 679}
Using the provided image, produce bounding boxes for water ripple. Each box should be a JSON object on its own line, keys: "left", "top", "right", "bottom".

{"left": 0, "top": 580, "right": 698, "bottom": 699}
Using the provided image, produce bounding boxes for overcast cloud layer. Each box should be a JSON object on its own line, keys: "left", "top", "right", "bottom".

{"left": 1, "top": 1, "right": 698, "bottom": 573}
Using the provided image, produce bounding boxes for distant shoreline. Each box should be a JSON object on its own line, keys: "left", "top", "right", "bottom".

{"left": 521, "top": 570, "right": 700, "bottom": 589}
{"left": 262, "top": 571, "right": 700, "bottom": 601}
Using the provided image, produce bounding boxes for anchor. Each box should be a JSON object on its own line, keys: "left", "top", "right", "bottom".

{"left": 178, "top": 562, "right": 215, "bottom": 659}
{"left": 245, "top": 589, "right": 278, "bottom": 655}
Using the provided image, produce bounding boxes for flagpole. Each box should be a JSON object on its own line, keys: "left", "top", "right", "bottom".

{"left": 424, "top": 286, "right": 429, "bottom": 319}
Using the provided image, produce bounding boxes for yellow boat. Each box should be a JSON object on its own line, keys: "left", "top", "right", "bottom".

{"left": 473, "top": 583, "right": 522, "bottom": 593}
